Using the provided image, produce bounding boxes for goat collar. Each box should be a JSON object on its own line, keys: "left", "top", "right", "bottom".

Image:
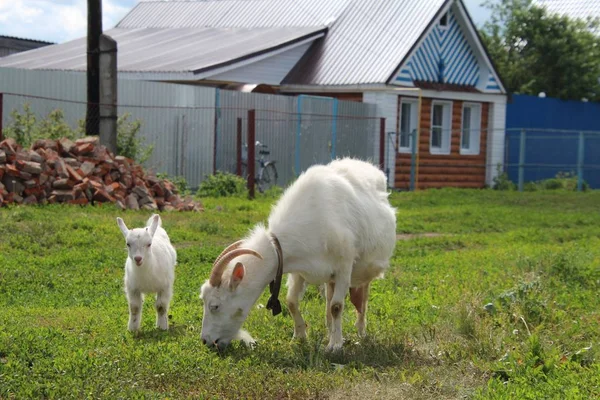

{"left": 266, "top": 233, "right": 283, "bottom": 316}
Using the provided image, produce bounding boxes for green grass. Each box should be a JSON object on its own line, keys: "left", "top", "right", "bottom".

{"left": 1, "top": 189, "right": 599, "bottom": 399}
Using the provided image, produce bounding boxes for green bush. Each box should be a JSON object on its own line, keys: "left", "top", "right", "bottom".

{"left": 493, "top": 164, "right": 516, "bottom": 190}
{"left": 530, "top": 172, "right": 589, "bottom": 192}
{"left": 542, "top": 178, "right": 563, "bottom": 190}
{"left": 3, "top": 104, "right": 153, "bottom": 165}
{"left": 116, "top": 113, "right": 154, "bottom": 165}
{"left": 197, "top": 172, "right": 246, "bottom": 198}
{"left": 3, "top": 104, "right": 81, "bottom": 146}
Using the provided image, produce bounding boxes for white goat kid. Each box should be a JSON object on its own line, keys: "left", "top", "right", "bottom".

{"left": 200, "top": 158, "right": 396, "bottom": 352}
{"left": 117, "top": 214, "right": 177, "bottom": 332}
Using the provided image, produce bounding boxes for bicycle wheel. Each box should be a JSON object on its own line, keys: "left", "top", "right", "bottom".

{"left": 257, "top": 163, "right": 278, "bottom": 193}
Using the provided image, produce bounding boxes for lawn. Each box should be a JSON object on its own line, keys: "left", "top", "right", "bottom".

{"left": 0, "top": 189, "right": 599, "bottom": 399}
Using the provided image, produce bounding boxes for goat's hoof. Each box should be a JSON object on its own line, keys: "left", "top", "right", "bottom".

{"left": 292, "top": 334, "right": 307, "bottom": 343}
{"left": 325, "top": 343, "right": 344, "bottom": 353}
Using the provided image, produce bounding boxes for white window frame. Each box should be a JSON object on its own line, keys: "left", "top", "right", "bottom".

{"left": 430, "top": 100, "right": 452, "bottom": 155}
{"left": 398, "top": 98, "right": 418, "bottom": 154}
{"left": 460, "top": 102, "right": 482, "bottom": 155}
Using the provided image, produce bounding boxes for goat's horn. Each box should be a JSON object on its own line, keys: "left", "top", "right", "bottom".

{"left": 213, "top": 240, "right": 244, "bottom": 268}
{"left": 209, "top": 248, "right": 263, "bottom": 287}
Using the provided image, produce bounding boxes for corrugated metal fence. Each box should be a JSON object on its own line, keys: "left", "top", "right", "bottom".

{"left": 506, "top": 94, "right": 600, "bottom": 189}
{"left": 0, "top": 67, "right": 379, "bottom": 189}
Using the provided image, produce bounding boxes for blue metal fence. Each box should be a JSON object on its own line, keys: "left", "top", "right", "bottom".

{"left": 505, "top": 129, "right": 600, "bottom": 190}
{"left": 506, "top": 95, "right": 600, "bottom": 189}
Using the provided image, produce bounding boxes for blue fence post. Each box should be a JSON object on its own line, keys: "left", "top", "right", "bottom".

{"left": 409, "top": 129, "right": 417, "bottom": 191}
{"left": 331, "top": 98, "right": 338, "bottom": 160}
{"left": 295, "top": 96, "right": 303, "bottom": 177}
{"left": 577, "top": 131, "right": 585, "bottom": 192}
{"left": 518, "top": 129, "right": 526, "bottom": 192}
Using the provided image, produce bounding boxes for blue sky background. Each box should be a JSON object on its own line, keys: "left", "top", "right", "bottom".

{"left": 0, "top": 0, "right": 494, "bottom": 44}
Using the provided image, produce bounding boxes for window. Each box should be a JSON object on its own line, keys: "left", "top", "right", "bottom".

{"left": 399, "top": 100, "right": 418, "bottom": 153}
{"left": 461, "top": 103, "right": 481, "bottom": 155}
{"left": 439, "top": 11, "right": 449, "bottom": 28}
{"left": 430, "top": 101, "right": 452, "bottom": 154}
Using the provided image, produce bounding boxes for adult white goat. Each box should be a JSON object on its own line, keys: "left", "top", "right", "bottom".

{"left": 117, "top": 214, "right": 177, "bottom": 332}
{"left": 200, "top": 158, "right": 396, "bottom": 351}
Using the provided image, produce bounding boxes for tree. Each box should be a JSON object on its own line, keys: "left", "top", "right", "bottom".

{"left": 481, "top": 0, "right": 600, "bottom": 101}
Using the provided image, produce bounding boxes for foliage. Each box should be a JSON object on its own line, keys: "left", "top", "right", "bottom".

{"left": 0, "top": 190, "right": 599, "bottom": 398}
{"left": 3, "top": 104, "right": 81, "bottom": 146}
{"left": 196, "top": 172, "right": 247, "bottom": 198}
{"left": 493, "top": 166, "right": 589, "bottom": 191}
{"left": 3, "top": 105, "right": 153, "bottom": 164}
{"left": 116, "top": 113, "right": 154, "bottom": 165}
{"left": 492, "top": 164, "right": 516, "bottom": 190}
{"left": 524, "top": 171, "right": 589, "bottom": 191}
{"left": 481, "top": 0, "right": 600, "bottom": 101}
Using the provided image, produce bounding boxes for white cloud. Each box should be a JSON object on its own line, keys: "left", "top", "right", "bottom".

{"left": 0, "top": 0, "right": 136, "bottom": 43}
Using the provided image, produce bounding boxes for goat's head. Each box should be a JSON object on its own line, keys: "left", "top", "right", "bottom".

{"left": 117, "top": 215, "right": 160, "bottom": 267}
{"left": 200, "top": 241, "right": 263, "bottom": 350}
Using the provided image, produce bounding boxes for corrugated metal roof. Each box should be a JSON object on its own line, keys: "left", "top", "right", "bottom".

{"left": 118, "top": 0, "right": 448, "bottom": 85}
{"left": 119, "top": 0, "right": 350, "bottom": 28}
{"left": 0, "top": 26, "right": 325, "bottom": 74}
{"left": 285, "top": 0, "right": 448, "bottom": 85}
{"left": 534, "top": 0, "right": 600, "bottom": 33}
{"left": 0, "top": 35, "right": 54, "bottom": 45}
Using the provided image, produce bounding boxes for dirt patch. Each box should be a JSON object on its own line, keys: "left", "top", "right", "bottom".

{"left": 396, "top": 233, "right": 447, "bottom": 241}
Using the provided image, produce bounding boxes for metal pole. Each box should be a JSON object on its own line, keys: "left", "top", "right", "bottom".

{"left": 212, "top": 88, "right": 220, "bottom": 174}
{"left": 236, "top": 117, "right": 243, "bottom": 177}
{"left": 379, "top": 118, "right": 385, "bottom": 170}
{"left": 518, "top": 129, "right": 526, "bottom": 192}
{"left": 247, "top": 109, "right": 256, "bottom": 199}
{"left": 86, "top": 0, "right": 102, "bottom": 136}
{"left": 331, "top": 98, "right": 338, "bottom": 160}
{"left": 0, "top": 93, "right": 3, "bottom": 142}
{"left": 410, "top": 129, "right": 417, "bottom": 191}
{"left": 577, "top": 131, "right": 585, "bottom": 192}
{"left": 295, "top": 96, "right": 302, "bottom": 176}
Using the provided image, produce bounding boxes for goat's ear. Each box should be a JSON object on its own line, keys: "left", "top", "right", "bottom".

{"left": 230, "top": 262, "right": 245, "bottom": 290}
{"left": 148, "top": 214, "right": 160, "bottom": 238}
{"left": 116, "top": 217, "right": 129, "bottom": 238}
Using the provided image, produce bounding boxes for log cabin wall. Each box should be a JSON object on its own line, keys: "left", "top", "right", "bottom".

{"left": 395, "top": 97, "right": 489, "bottom": 189}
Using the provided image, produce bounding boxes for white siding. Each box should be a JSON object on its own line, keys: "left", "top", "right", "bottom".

{"left": 207, "top": 42, "right": 312, "bottom": 85}
{"left": 363, "top": 91, "right": 397, "bottom": 188}
{"left": 486, "top": 97, "right": 507, "bottom": 185}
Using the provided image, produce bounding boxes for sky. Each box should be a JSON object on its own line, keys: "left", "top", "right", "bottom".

{"left": 0, "top": 0, "right": 494, "bottom": 44}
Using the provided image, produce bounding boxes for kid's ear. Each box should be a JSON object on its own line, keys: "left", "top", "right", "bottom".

{"left": 148, "top": 214, "right": 160, "bottom": 238}
{"left": 230, "top": 262, "right": 245, "bottom": 290}
{"left": 116, "top": 217, "right": 129, "bottom": 239}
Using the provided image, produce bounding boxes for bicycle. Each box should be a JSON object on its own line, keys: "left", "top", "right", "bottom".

{"left": 241, "top": 141, "right": 279, "bottom": 193}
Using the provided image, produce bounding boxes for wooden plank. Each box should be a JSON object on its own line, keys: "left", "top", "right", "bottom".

{"left": 395, "top": 174, "right": 484, "bottom": 183}
{"left": 418, "top": 181, "right": 485, "bottom": 189}
{"left": 396, "top": 166, "right": 485, "bottom": 175}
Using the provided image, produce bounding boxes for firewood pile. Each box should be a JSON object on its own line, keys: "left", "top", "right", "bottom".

{"left": 0, "top": 137, "right": 203, "bottom": 211}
